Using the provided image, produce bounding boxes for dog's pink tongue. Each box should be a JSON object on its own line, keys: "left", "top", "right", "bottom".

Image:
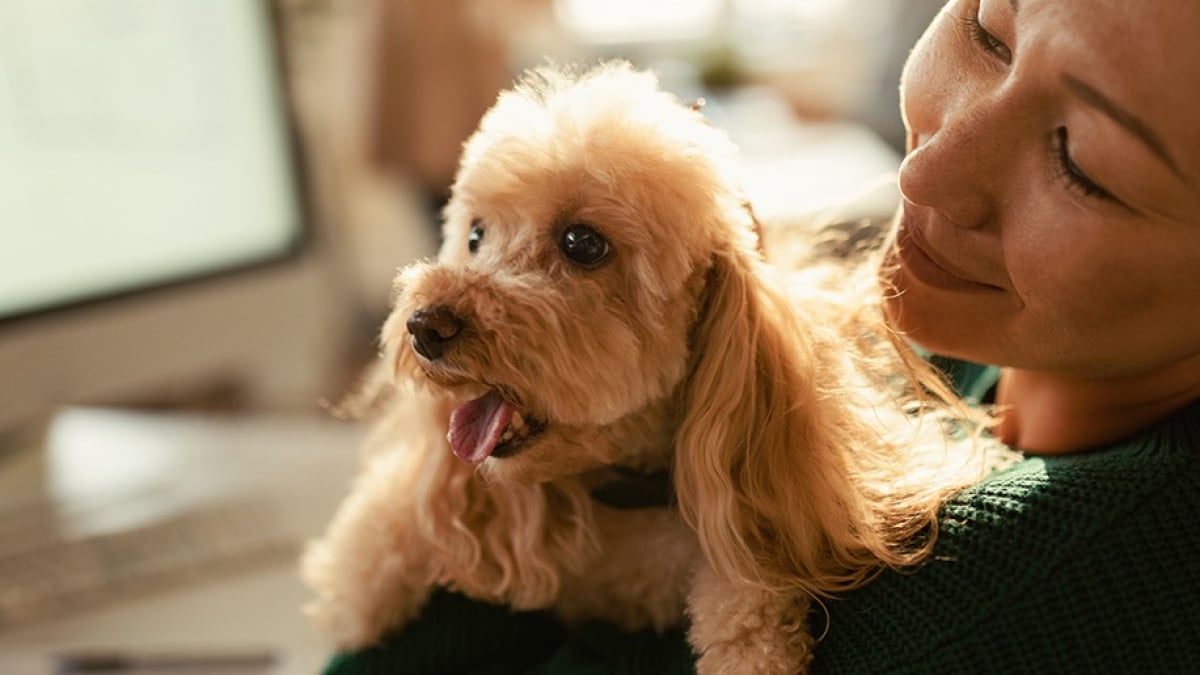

{"left": 447, "top": 391, "right": 513, "bottom": 464}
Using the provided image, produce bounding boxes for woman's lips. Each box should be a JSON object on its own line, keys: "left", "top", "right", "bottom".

{"left": 895, "top": 215, "right": 1001, "bottom": 293}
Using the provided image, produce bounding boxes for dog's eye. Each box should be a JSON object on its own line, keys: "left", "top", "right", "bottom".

{"left": 559, "top": 223, "right": 610, "bottom": 267}
{"left": 468, "top": 220, "right": 484, "bottom": 254}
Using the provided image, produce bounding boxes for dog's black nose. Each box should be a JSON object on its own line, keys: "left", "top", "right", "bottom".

{"left": 406, "top": 306, "right": 463, "bottom": 360}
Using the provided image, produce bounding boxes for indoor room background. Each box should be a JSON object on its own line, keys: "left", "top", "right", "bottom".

{"left": 0, "top": 0, "right": 940, "bottom": 672}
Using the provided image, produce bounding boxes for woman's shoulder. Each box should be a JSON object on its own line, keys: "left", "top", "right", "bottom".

{"left": 812, "top": 393, "right": 1200, "bottom": 673}
{"left": 950, "top": 390, "right": 1200, "bottom": 532}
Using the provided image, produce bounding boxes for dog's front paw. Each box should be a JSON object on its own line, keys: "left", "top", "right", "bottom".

{"left": 687, "top": 566, "right": 813, "bottom": 675}
{"left": 693, "top": 627, "right": 812, "bottom": 675}
{"left": 303, "top": 589, "right": 387, "bottom": 650}
{"left": 301, "top": 537, "right": 432, "bottom": 649}
{"left": 301, "top": 537, "right": 433, "bottom": 649}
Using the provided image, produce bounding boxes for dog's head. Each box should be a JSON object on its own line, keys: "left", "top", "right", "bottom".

{"left": 384, "top": 63, "right": 757, "bottom": 483}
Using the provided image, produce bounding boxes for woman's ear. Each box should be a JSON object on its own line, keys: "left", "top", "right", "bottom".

{"left": 673, "top": 248, "right": 886, "bottom": 595}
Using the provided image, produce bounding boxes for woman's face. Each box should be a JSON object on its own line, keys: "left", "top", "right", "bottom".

{"left": 885, "top": 0, "right": 1200, "bottom": 378}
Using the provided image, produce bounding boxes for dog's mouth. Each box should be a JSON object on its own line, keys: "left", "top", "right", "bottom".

{"left": 447, "top": 390, "right": 548, "bottom": 464}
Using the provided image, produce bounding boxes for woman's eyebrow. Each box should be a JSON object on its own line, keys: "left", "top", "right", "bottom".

{"left": 1062, "top": 74, "right": 1187, "bottom": 183}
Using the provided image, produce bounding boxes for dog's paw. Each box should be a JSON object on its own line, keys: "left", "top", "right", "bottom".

{"left": 304, "top": 591, "right": 388, "bottom": 650}
{"left": 688, "top": 566, "right": 814, "bottom": 675}
{"left": 693, "top": 630, "right": 812, "bottom": 675}
{"left": 300, "top": 538, "right": 431, "bottom": 650}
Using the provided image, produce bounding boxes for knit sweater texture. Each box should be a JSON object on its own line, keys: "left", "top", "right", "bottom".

{"left": 323, "top": 363, "right": 1200, "bottom": 674}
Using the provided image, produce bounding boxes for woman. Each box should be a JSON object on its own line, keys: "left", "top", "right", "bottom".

{"left": 889, "top": 0, "right": 1200, "bottom": 454}
{"left": 812, "top": 0, "right": 1200, "bottom": 671}
{"left": 325, "top": 0, "right": 1200, "bottom": 671}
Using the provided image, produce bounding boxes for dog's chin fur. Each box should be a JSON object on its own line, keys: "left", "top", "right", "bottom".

{"left": 478, "top": 394, "right": 677, "bottom": 484}
{"left": 302, "top": 62, "right": 1004, "bottom": 673}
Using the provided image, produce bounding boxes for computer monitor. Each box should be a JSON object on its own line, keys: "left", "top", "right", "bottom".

{"left": 0, "top": 0, "right": 335, "bottom": 432}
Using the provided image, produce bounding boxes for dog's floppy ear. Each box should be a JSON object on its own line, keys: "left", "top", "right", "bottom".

{"left": 674, "top": 247, "right": 891, "bottom": 596}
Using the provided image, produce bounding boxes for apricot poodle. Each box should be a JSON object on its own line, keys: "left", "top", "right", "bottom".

{"left": 302, "top": 62, "right": 991, "bottom": 673}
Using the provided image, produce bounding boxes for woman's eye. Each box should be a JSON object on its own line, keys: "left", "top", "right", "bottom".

{"left": 558, "top": 223, "right": 611, "bottom": 267}
{"left": 964, "top": 12, "right": 1012, "bottom": 64}
{"left": 1052, "top": 128, "right": 1114, "bottom": 202}
{"left": 468, "top": 220, "right": 484, "bottom": 254}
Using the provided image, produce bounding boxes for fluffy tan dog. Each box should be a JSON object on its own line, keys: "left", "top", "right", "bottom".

{"left": 302, "top": 62, "right": 988, "bottom": 673}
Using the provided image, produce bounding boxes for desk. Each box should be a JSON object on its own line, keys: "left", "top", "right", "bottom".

{"left": 0, "top": 407, "right": 363, "bottom": 673}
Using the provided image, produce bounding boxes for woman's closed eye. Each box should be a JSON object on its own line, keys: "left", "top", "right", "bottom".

{"left": 962, "top": 7, "right": 1011, "bottom": 64}
{"left": 1051, "top": 128, "right": 1116, "bottom": 202}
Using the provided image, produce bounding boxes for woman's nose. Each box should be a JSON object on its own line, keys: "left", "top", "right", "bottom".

{"left": 899, "top": 98, "right": 1012, "bottom": 229}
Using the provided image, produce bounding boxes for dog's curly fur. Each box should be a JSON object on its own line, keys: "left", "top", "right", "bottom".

{"left": 302, "top": 62, "right": 997, "bottom": 673}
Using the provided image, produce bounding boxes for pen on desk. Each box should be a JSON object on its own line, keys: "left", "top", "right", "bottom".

{"left": 56, "top": 650, "right": 276, "bottom": 673}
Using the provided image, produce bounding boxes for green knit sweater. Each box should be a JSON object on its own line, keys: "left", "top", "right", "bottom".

{"left": 324, "top": 364, "right": 1200, "bottom": 674}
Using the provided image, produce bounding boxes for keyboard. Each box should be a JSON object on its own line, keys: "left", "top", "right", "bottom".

{"left": 0, "top": 499, "right": 297, "bottom": 628}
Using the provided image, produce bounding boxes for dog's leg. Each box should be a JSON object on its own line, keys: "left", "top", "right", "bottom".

{"left": 301, "top": 446, "right": 436, "bottom": 649}
{"left": 687, "top": 563, "right": 814, "bottom": 675}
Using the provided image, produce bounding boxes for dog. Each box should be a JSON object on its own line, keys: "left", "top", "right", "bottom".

{"left": 302, "top": 62, "right": 990, "bottom": 673}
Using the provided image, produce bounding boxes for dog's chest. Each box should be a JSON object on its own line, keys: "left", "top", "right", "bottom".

{"left": 553, "top": 506, "right": 698, "bottom": 632}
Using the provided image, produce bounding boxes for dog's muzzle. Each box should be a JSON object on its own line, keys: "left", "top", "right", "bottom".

{"left": 407, "top": 306, "right": 463, "bottom": 360}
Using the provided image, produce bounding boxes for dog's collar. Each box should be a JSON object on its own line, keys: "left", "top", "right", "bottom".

{"left": 589, "top": 466, "right": 675, "bottom": 510}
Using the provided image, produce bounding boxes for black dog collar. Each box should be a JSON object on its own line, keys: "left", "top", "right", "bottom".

{"left": 589, "top": 466, "right": 675, "bottom": 510}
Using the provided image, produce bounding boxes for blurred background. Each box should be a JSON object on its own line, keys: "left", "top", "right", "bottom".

{"left": 0, "top": 0, "right": 941, "bottom": 672}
